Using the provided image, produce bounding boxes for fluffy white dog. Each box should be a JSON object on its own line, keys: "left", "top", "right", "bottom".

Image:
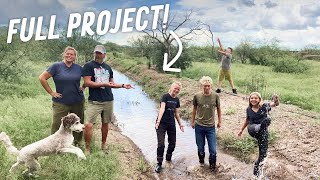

{"left": 0, "top": 113, "right": 86, "bottom": 174}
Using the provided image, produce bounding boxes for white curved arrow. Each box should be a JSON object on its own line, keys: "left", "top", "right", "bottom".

{"left": 163, "top": 30, "right": 183, "bottom": 72}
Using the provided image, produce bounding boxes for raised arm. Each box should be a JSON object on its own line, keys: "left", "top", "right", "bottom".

{"left": 217, "top": 49, "right": 228, "bottom": 56}
{"left": 217, "top": 38, "right": 224, "bottom": 51}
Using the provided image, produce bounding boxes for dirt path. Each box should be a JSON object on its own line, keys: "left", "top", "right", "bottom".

{"left": 109, "top": 61, "right": 320, "bottom": 179}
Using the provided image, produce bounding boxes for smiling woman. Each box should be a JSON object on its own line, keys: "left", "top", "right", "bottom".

{"left": 38, "top": 46, "right": 85, "bottom": 146}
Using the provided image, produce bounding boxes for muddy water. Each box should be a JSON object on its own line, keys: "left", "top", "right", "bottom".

{"left": 112, "top": 70, "right": 253, "bottom": 179}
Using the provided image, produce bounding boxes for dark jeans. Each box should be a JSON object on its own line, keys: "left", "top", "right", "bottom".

{"left": 156, "top": 122, "right": 176, "bottom": 165}
{"left": 248, "top": 124, "right": 269, "bottom": 170}
{"left": 195, "top": 124, "right": 217, "bottom": 164}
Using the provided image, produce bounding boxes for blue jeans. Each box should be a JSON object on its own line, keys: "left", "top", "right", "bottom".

{"left": 195, "top": 124, "right": 217, "bottom": 163}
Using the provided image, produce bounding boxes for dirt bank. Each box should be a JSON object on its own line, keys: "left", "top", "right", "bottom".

{"left": 109, "top": 59, "right": 320, "bottom": 179}
{"left": 93, "top": 123, "right": 155, "bottom": 180}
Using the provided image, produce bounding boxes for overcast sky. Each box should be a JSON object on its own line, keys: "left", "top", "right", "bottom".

{"left": 1, "top": 0, "right": 319, "bottom": 50}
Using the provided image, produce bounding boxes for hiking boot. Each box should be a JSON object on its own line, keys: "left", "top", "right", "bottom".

{"left": 198, "top": 152, "right": 205, "bottom": 164}
{"left": 215, "top": 89, "right": 221, "bottom": 93}
{"left": 155, "top": 164, "right": 162, "bottom": 173}
{"left": 210, "top": 163, "right": 216, "bottom": 171}
{"left": 209, "top": 158, "right": 216, "bottom": 172}
{"left": 232, "top": 89, "right": 237, "bottom": 94}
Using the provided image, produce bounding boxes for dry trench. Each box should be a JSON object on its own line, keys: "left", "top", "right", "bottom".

{"left": 112, "top": 70, "right": 257, "bottom": 180}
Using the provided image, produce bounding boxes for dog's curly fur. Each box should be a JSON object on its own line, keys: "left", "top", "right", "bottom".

{"left": 0, "top": 113, "right": 86, "bottom": 174}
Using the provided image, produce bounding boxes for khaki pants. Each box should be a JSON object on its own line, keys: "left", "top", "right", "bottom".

{"left": 52, "top": 101, "right": 84, "bottom": 144}
{"left": 218, "top": 69, "right": 232, "bottom": 81}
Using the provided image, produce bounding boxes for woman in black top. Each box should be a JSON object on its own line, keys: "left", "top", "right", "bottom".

{"left": 238, "top": 92, "right": 279, "bottom": 177}
{"left": 154, "top": 81, "right": 184, "bottom": 173}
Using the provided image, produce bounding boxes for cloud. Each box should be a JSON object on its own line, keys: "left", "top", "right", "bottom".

{"left": 101, "top": 31, "right": 143, "bottom": 46}
{"left": 227, "top": 6, "right": 237, "bottom": 12}
{"left": 300, "top": 4, "right": 320, "bottom": 17}
{"left": 238, "top": 0, "right": 255, "bottom": 7}
{"left": 0, "top": 0, "right": 68, "bottom": 25}
{"left": 58, "top": 0, "right": 95, "bottom": 13}
{"left": 174, "top": 0, "right": 320, "bottom": 49}
{"left": 177, "top": 0, "right": 319, "bottom": 31}
{"left": 264, "top": 0, "right": 277, "bottom": 8}
{"left": 177, "top": 0, "right": 216, "bottom": 8}
{"left": 0, "top": 0, "right": 101, "bottom": 25}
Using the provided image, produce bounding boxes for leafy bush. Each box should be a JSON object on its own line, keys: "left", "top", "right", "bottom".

{"left": 248, "top": 45, "right": 289, "bottom": 66}
{"left": 152, "top": 43, "right": 193, "bottom": 72}
{"left": 187, "top": 45, "right": 218, "bottom": 62}
{"left": 243, "top": 73, "right": 267, "bottom": 94}
{"left": 170, "top": 44, "right": 193, "bottom": 71}
{"left": 234, "top": 42, "right": 254, "bottom": 64}
{"left": 272, "top": 57, "right": 310, "bottom": 73}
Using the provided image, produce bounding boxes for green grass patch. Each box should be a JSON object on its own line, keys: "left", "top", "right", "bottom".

{"left": 137, "top": 156, "right": 148, "bottom": 173}
{"left": 218, "top": 131, "right": 278, "bottom": 163}
{"left": 225, "top": 107, "right": 237, "bottom": 115}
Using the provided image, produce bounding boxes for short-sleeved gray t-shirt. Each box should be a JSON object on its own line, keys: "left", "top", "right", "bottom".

{"left": 221, "top": 53, "right": 232, "bottom": 70}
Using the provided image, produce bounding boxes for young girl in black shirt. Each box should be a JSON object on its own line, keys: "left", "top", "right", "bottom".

{"left": 238, "top": 92, "right": 279, "bottom": 177}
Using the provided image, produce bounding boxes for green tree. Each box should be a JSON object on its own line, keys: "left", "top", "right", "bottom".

{"left": 142, "top": 10, "right": 208, "bottom": 72}
{"left": 43, "top": 27, "right": 101, "bottom": 65}
{"left": 248, "top": 40, "right": 289, "bottom": 66}
{"left": 234, "top": 41, "right": 253, "bottom": 64}
{"left": 187, "top": 45, "right": 218, "bottom": 62}
{"left": 0, "top": 28, "right": 30, "bottom": 81}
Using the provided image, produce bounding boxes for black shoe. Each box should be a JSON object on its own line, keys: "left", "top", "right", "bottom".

{"left": 198, "top": 152, "right": 205, "bottom": 164}
{"left": 216, "top": 89, "right": 221, "bottom": 93}
{"left": 210, "top": 163, "right": 216, "bottom": 171}
{"left": 199, "top": 159, "right": 204, "bottom": 164}
{"left": 155, "top": 164, "right": 162, "bottom": 173}
{"left": 253, "top": 164, "right": 260, "bottom": 177}
{"left": 232, "top": 89, "right": 237, "bottom": 94}
{"left": 209, "top": 158, "right": 216, "bottom": 172}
